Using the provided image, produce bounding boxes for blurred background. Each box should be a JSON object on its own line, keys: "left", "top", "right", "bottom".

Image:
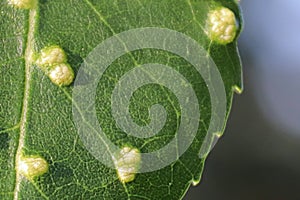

{"left": 186, "top": 0, "right": 300, "bottom": 199}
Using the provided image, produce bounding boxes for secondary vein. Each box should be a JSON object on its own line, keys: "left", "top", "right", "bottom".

{"left": 13, "top": 7, "right": 38, "bottom": 200}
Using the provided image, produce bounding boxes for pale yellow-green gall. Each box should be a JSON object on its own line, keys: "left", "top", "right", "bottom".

{"left": 8, "top": 0, "right": 37, "bottom": 9}
{"left": 18, "top": 156, "right": 48, "bottom": 180}
{"left": 35, "top": 45, "right": 75, "bottom": 86}
{"left": 114, "top": 147, "right": 141, "bottom": 183}
{"left": 206, "top": 7, "right": 238, "bottom": 44}
{"left": 48, "top": 63, "right": 74, "bottom": 86}
{"left": 35, "top": 45, "right": 67, "bottom": 68}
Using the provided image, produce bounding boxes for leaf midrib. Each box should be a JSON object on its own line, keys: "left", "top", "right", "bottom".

{"left": 13, "top": 7, "right": 38, "bottom": 200}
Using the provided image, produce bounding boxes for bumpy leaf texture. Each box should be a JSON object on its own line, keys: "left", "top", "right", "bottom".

{"left": 0, "top": 0, "right": 242, "bottom": 199}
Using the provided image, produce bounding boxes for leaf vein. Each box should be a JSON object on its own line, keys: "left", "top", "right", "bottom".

{"left": 13, "top": 7, "right": 38, "bottom": 200}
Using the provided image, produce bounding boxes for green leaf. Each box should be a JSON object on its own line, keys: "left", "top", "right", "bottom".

{"left": 0, "top": 0, "right": 243, "bottom": 199}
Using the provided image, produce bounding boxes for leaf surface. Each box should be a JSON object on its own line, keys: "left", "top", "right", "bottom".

{"left": 0, "top": 0, "right": 242, "bottom": 199}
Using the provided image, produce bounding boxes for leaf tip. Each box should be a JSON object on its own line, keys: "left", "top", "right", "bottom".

{"left": 233, "top": 85, "right": 243, "bottom": 94}
{"left": 192, "top": 180, "right": 200, "bottom": 186}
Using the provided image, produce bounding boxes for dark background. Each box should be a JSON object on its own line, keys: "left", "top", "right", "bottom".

{"left": 186, "top": 0, "right": 300, "bottom": 199}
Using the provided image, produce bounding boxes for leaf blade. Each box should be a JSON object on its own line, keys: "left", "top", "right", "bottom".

{"left": 0, "top": 0, "right": 242, "bottom": 199}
